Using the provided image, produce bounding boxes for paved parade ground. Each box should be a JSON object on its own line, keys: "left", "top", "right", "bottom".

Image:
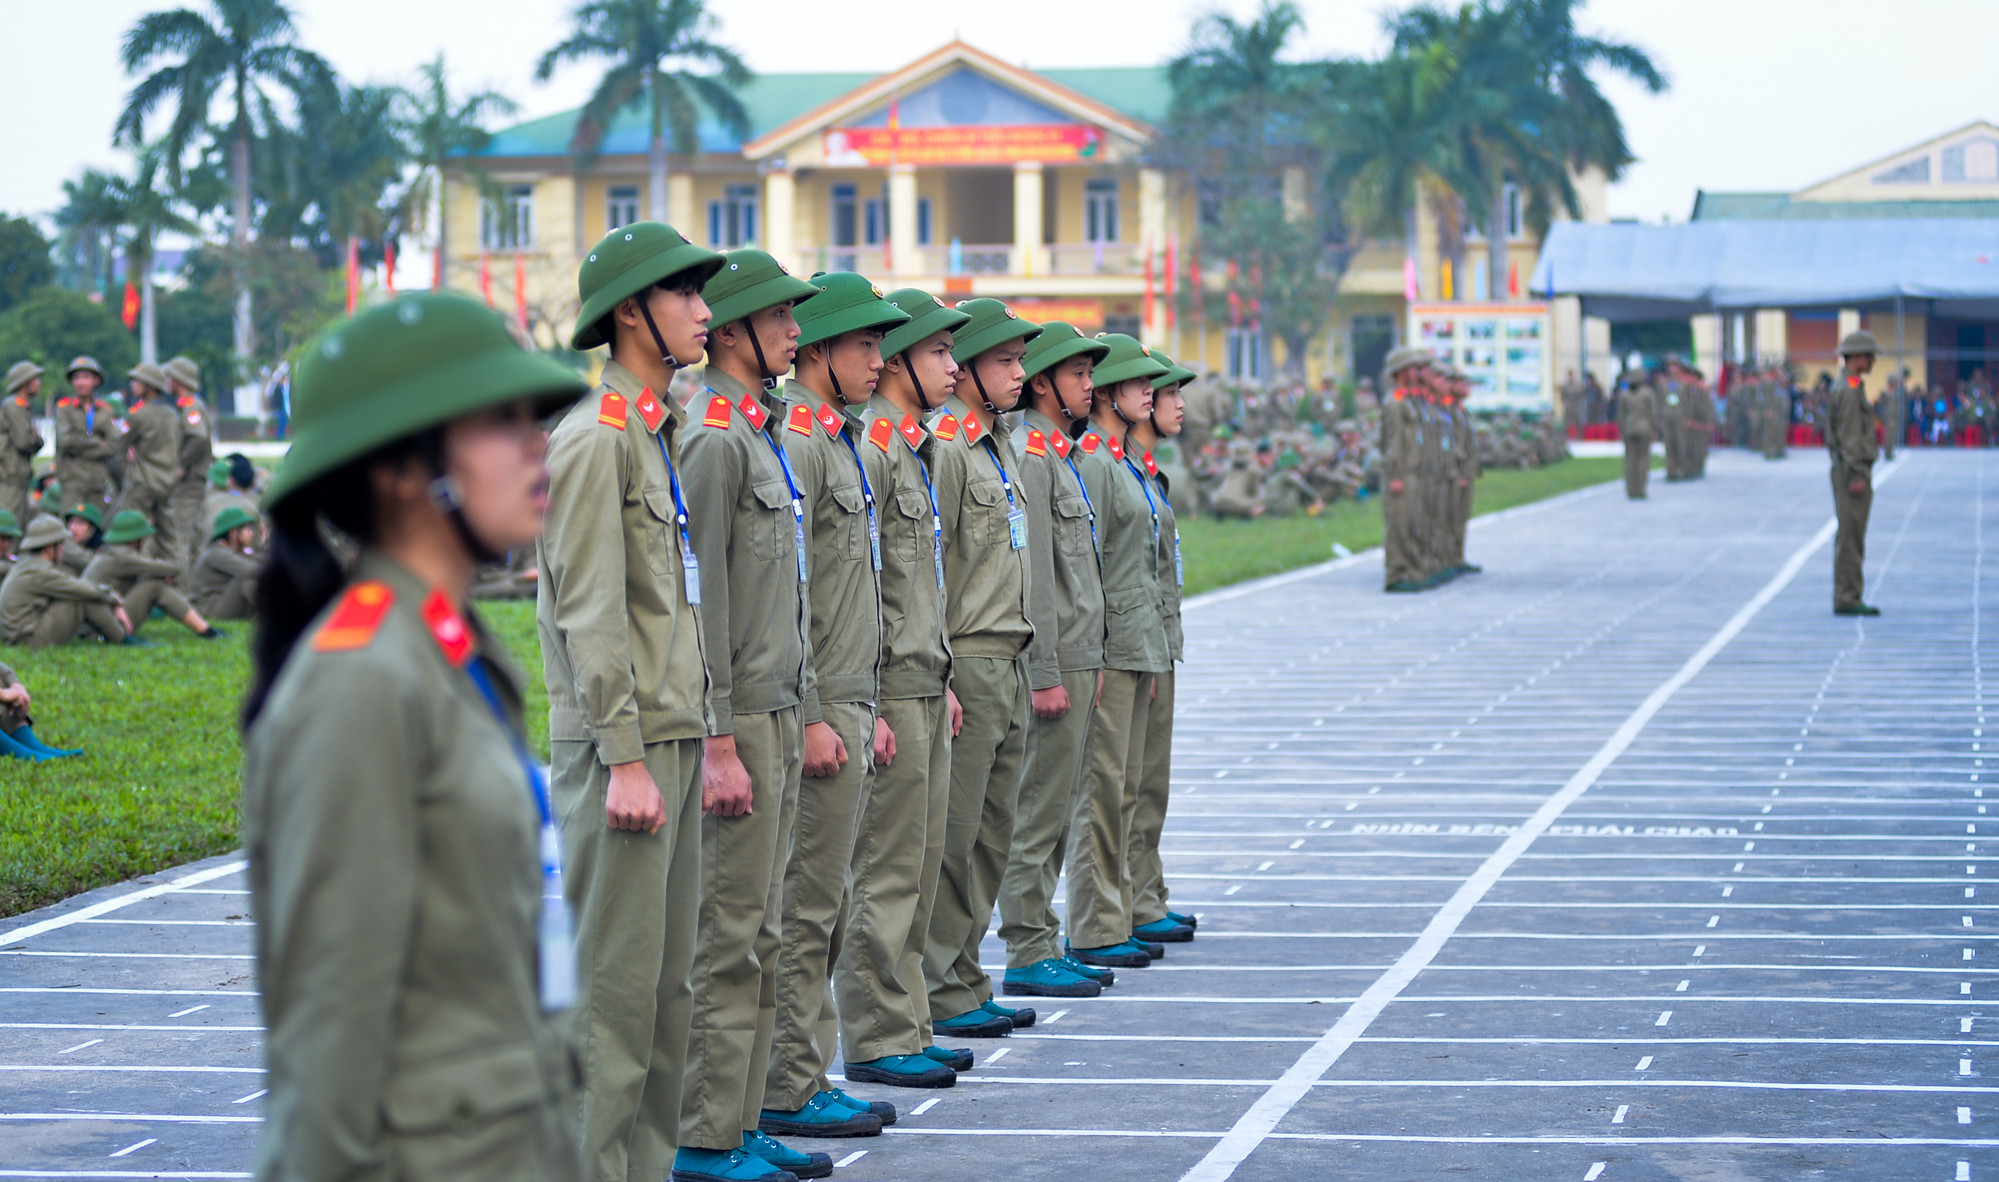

{"left": 2, "top": 447, "right": 1993, "bottom": 1181}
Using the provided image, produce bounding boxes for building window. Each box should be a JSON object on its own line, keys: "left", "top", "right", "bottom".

{"left": 917, "top": 197, "right": 934, "bottom": 246}
{"left": 1505, "top": 183, "right": 1523, "bottom": 240}
{"left": 830, "top": 184, "right": 858, "bottom": 247}
{"left": 864, "top": 195, "right": 885, "bottom": 246}
{"left": 606, "top": 185, "right": 640, "bottom": 232}
{"left": 1085, "top": 178, "right": 1120, "bottom": 244}
{"left": 1225, "top": 326, "right": 1265, "bottom": 382}
{"left": 481, "top": 184, "right": 534, "bottom": 250}
{"left": 707, "top": 184, "right": 758, "bottom": 248}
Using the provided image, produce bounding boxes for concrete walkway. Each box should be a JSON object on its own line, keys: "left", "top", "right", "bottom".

{"left": 2, "top": 448, "right": 1991, "bottom": 1181}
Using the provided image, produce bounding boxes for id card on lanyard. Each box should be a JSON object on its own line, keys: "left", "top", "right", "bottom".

{"left": 651, "top": 432, "right": 701, "bottom": 605}
{"left": 986, "top": 444, "right": 1027, "bottom": 550}
{"left": 916, "top": 452, "right": 945, "bottom": 590}
{"left": 839, "top": 431, "right": 883, "bottom": 572}
{"left": 760, "top": 422, "right": 810, "bottom": 583}
{"left": 466, "top": 659, "right": 576, "bottom": 1013}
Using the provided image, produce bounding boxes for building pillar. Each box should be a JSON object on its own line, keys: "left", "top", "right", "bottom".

{"left": 764, "top": 168, "right": 796, "bottom": 271}
{"left": 668, "top": 174, "right": 696, "bottom": 241}
{"left": 1139, "top": 167, "right": 1168, "bottom": 343}
{"left": 1691, "top": 314, "right": 1720, "bottom": 370}
{"left": 1754, "top": 309, "right": 1787, "bottom": 366}
{"left": 1011, "top": 161, "right": 1043, "bottom": 277}
{"left": 889, "top": 164, "right": 920, "bottom": 278}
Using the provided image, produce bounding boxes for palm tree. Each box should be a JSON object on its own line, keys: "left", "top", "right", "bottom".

{"left": 401, "top": 56, "right": 517, "bottom": 288}
{"left": 116, "top": 0, "right": 334, "bottom": 376}
{"left": 54, "top": 171, "right": 128, "bottom": 297}
{"left": 536, "top": 0, "right": 750, "bottom": 224}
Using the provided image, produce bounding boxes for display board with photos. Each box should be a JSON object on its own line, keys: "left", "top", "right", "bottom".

{"left": 1406, "top": 302, "right": 1554, "bottom": 411}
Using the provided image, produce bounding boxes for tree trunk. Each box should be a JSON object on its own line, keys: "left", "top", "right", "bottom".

{"left": 230, "top": 125, "right": 254, "bottom": 384}
{"left": 648, "top": 132, "right": 670, "bottom": 223}
{"left": 433, "top": 163, "right": 448, "bottom": 290}
{"left": 139, "top": 238, "right": 158, "bottom": 365}
{"left": 1488, "top": 175, "right": 1509, "bottom": 301}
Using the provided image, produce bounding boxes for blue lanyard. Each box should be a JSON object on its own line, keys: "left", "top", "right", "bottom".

{"left": 85, "top": 402, "right": 94, "bottom": 432}
{"left": 914, "top": 442, "right": 945, "bottom": 589}
{"left": 1123, "top": 453, "right": 1160, "bottom": 547}
{"left": 649, "top": 429, "right": 700, "bottom": 600}
{"left": 711, "top": 387, "right": 808, "bottom": 583}
{"left": 465, "top": 658, "right": 553, "bottom": 827}
{"left": 837, "top": 426, "right": 882, "bottom": 572}
{"left": 983, "top": 441, "right": 1016, "bottom": 509}
{"left": 1060, "top": 451, "right": 1097, "bottom": 551}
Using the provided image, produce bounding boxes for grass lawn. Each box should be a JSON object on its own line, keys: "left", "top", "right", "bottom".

{"left": 0, "top": 454, "right": 1632, "bottom": 918}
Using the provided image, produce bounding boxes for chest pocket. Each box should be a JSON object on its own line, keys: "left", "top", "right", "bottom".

{"left": 964, "top": 474, "right": 1006, "bottom": 549}
{"left": 746, "top": 478, "right": 794, "bottom": 563}
{"left": 891, "top": 487, "right": 930, "bottom": 565}
{"left": 828, "top": 481, "right": 866, "bottom": 563}
{"left": 1053, "top": 490, "right": 1090, "bottom": 558}
{"left": 640, "top": 487, "right": 679, "bottom": 577}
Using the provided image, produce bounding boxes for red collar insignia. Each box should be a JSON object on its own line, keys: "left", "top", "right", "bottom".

{"left": 786, "top": 403, "right": 815, "bottom": 436}
{"left": 634, "top": 387, "right": 666, "bottom": 432}
{"left": 421, "top": 588, "right": 474, "bottom": 668}
{"left": 177, "top": 395, "right": 196, "bottom": 408}
{"left": 961, "top": 415, "right": 985, "bottom": 445}
{"left": 1050, "top": 430, "right": 1071, "bottom": 458}
{"left": 738, "top": 392, "right": 769, "bottom": 430}
{"left": 1024, "top": 429, "right": 1047, "bottom": 457}
{"left": 702, "top": 395, "right": 733, "bottom": 429}
{"left": 816, "top": 402, "right": 843, "bottom": 438}
{"left": 933, "top": 413, "right": 959, "bottom": 441}
{"left": 1847, "top": 375, "right": 1863, "bottom": 389}
{"left": 1080, "top": 433, "right": 1101, "bottom": 454}
{"left": 1107, "top": 434, "right": 1125, "bottom": 462}
{"left": 899, "top": 414, "right": 924, "bottom": 451}
{"left": 598, "top": 391, "right": 628, "bottom": 430}
{"left": 1144, "top": 451, "right": 1158, "bottom": 477}
{"left": 868, "top": 416, "right": 896, "bottom": 452}
{"left": 313, "top": 580, "right": 394, "bottom": 652}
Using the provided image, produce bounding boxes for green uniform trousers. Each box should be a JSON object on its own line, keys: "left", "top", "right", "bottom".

{"left": 1128, "top": 668, "right": 1176, "bottom": 927}
{"left": 1383, "top": 483, "right": 1423, "bottom": 587}
{"left": 924, "top": 655, "right": 1028, "bottom": 1021}
{"left": 115, "top": 483, "right": 178, "bottom": 564}
{"left": 203, "top": 579, "right": 255, "bottom": 620}
{"left": 170, "top": 480, "right": 206, "bottom": 571}
{"left": 680, "top": 707, "right": 802, "bottom": 1151}
{"left": 122, "top": 579, "right": 192, "bottom": 633}
{"left": 1067, "top": 669, "right": 1152, "bottom": 949}
{"left": 835, "top": 693, "right": 950, "bottom": 1060}
{"left": 997, "top": 666, "right": 1099, "bottom": 968}
{"left": 1832, "top": 469, "right": 1873, "bottom": 611}
{"left": 552, "top": 738, "right": 703, "bottom": 1182}
{"left": 1622, "top": 434, "right": 1652, "bottom": 499}
{"left": 767, "top": 701, "right": 872, "bottom": 1109}
{"left": 21, "top": 600, "right": 125, "bottom": 648}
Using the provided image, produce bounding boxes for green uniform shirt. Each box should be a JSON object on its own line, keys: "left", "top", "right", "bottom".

{"left": 1147, "top": 456, "right": 1185, "bottom": 663}
{"left": 1619, "top": 385, "right": 1657, "bottom": 437}
{"left": 1076, "top": 425, "right": 1169, "bottom": 675}
{"left": 175, "top": 395, "right": 214, "bottom": 491}
{"left": 124, "top": 396, "right": 183, "bottom": 495}
{"left": 928, "top": 395, "right": 1032, "bottom": 660}
{"left": 683, "top": 366, "right": 810, "bottom": 735}
{"left": 537, "top": 359, "right": 711, "bottom": 766}
{"left": 243, "top": 553, "right": 576, "bottom": 1182}
{"left": 1384, "top": 391, "right": 1422, "bottom": 485}
{"left": 0, "top": 554, "right": 119, "bottom": 642}
{"left": 858, "top": 395, "right": 952, "bottom": 700}
{"left": 1015, "top": 407, "right": 1105, "bottom": 687}
{"left": 0, "top": 392, "right": 39, "bottom": 483}
{"left": 190, "top": 541, "right": 260, "bottom": 611}
{"left": 82, "top": 546, "right": 181, "bottom": 596}
{"left": 1826, "top": 376, "right": 1880, "bottom": 479}
{"left": 778, "top": 380, "right": 882, "bottom": 722}
{"left": 54, "top": 396, "right": 118, "bottom": 494}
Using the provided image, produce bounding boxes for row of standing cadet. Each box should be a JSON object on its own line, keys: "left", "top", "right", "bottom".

{"left": 1378, "top": 347, "right": 1481, "bottom": 593}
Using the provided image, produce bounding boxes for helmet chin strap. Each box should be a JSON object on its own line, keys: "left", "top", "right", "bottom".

{"left": 422, "top": 444, "right": 505, "bottom": 568}
{"left": 969, "top": 362, "right": 1000, "bottom": 415}
{"left": 744, "top": 318, "right": 780, "bottom": 391}
{"left": 638, "top": 297, "right": 676, "bottom": 367}
{"left": 1110, "top": 381, "right": 1140, "bottom": 428}
{"left": 903, "top": 351, "right": 941, "bottom": 412}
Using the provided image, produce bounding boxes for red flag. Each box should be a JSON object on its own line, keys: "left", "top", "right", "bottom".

{"left": 345, "top": 236, "right": 360, "bottom": 316}
{"left": 514, "top": 250, "right": 529, "bottom": 336}
{"left": 432, "top": 244, "right": 444, "bottom": 291}
{"left": 1163, "top": 235, "right": 1177, "bottom": 331}
{"left": 1142, "top": 238, "right": 1155, "bottom": 334}
{"left": 384, "top": 241, "right": 398, "bottom": 298}
{"left": 1226, "top": 289, "right": 1242, "bottom": 328}
{"left": 479, "top": 252, "right": 493, "bottom": 308}
{"left": 1507, "top": 259, "right": 1520, "bottom": 298}
{"left": 119, "top": 280, "right": 140, "bottom": 330}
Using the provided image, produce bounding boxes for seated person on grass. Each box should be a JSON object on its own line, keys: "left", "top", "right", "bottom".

{"left": 58, "top": 503, "right": 103, "bottom": 576}
{"left": 0, "top": 515, "right": 132, "bottom": 647}
{"left": 80, "top": 511, "right": 226, "bottom": 641}
{"left": 189, "top": 506, "right": 262, "bottom": 620}
{"left": 0, "top": 660, "right": 81, "bottom": 760}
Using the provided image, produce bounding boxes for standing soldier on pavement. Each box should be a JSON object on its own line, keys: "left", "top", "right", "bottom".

{"left": 840, "top": 288, "right": 969, "bottom": 1081}
{"left": 164, "top": 357, "right": 215, "bottom": 571}
{"left": 923, "top": 298, "right": 1041, "bottom": 1042}
{"left": 997, "top": 321, "right": 1112, "bottom": 1001}
{"left": 2, "top": 363, "right": 45, "bottom": 527}
{"left": 240, "top": 292, "right": 588, "bottom": 1182}
{"left": 1445, "top": 366, "right": 1480, "bottom": 576}
{"left": 117, "top": 362, "right": 183, "bottom": 558}
{"left": 1380, "top": 348, "right": 1429, "bottom": 590}
{"left": 55, "top": 357, "right": 120, "bottom": 513}
{"left": 1068, "top": 333, "right": 1176, "bottom": 970}
{"left": 539, "top": 223, "right": 728, "bottom": 1182}
{"left": 1684, "top": 367, "right": 1714, "bottom": 477}
{"left": 1657, "top": 367, "right": 1687, "bottom": 481}
{"left": 1760, "top": 372, "right": 1789, "bottom": 460}
{"left": 1827, "top": 331, "right": 1882, "bottom": 617}
{"left": 1618, "top": 370, "right": 1656, "bottom": 500}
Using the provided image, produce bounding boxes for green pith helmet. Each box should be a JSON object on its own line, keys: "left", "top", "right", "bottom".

{"left": 63, "top": 502, "right": 103, "bottom": 530}
{"left": 702, "top": 248, "right": 821, "bottom": 329}
{"left": 65, "top": 355, "right": 104, "bottom": 382}
{"left": 1276, "top": 449, "right": 1302, "bottom": 470}
{"left": 208, "top": 459, "right": 232, "bottom": 489}
{"left": 880, "top": 288, "right": 971, "bottom": 358}
{"left": 0, "top": 509, "right": 19, "bottom": 538}
{"left": 1147, "top": 348, "right": 1196, "bottom": 390}
{"left": 793, "top": 272, "right": 911, "bottom": 349}
{"left": 571, "top": 222, "right": 726, "bottom": 350}
{"left": 5, "top": 361, "right": 43, "bottom": 394}
{"left": 1839, "top": 330, "right": 1881, "bottom": 356}
{"left": 103, "top": 510, "right": 156, "bottom": 546}
{"left": 1382, "top": 346, "right": 1429, "bottom": 381}
{"left": 129, "top": 361, "right": 170, "bottom": 396}
{"left": 950, "top": 298, "right": 1041, "bottom": 365}
{"left": 20, "top": 515, "right": 66, "bottom": 552}
{"left": 264, "top": 291, "right": 589, "bottom": 514}
{"left": 1021, "top": 321, "right": 1110, "bottom": 381}
{"left": 1090, "top": 333, "right": 1169, "bottom": 387}
{"left": 163, "top": 356, "right": 200, "bottom": 392}
{"left": 210, "top": 505, "right": 259, "bottom": 541}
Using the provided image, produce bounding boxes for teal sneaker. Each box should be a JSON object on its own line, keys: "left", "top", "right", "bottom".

{"left": 1165, "top": 910, "right": 1198, "bottom": 930}
{"left": 1134, "top": 917, "right": 1194, "bottom": 944}
{"left": 670, "top": 1146, "right": 795, "bottom": 1182}
{"left": 1003, "top": 958, "right": 1101, "bottom": 999}
{"left": 7, "top": 726, "right": 80, "bottom": 757}
{"left": 932, "top": 1007, "right": 1011, "bottom": 1038}
{"left": 825, "top": 1088, "right": 896, "bottom": 1125}
{"left": 756, "top": 1090, "right": 882, "bottom": 1138}
{"left": 843, "top": 1053, "right": 955, "bottom": 1089}
{"left": 1058, "top": 955, "right": 1115, "bottom": 986}
{"left": 1067, "top": 941, "right": 1149, "bottom": 969}
{"left": 742, "top": 1132, "right": 830, "bottom": 1180}
{"left": 922, "top": 1045, "right": 973, "bottom": 1071}
{"left": 981, "top": 997, "right": 1036, "bottom": 1028}
{"left": 1127, "top": 936, "right": 1165, "bottom": 960}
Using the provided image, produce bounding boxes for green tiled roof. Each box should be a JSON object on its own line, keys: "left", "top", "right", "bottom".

{"left": 1692, "top": 189, "right": 1999, "bottom": 221}
{"left": 470, "top": 64, "right": 1169, "bottom": 159}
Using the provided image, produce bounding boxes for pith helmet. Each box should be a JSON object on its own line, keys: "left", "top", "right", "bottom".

{"left": 5, "top": 361, "right": 43, "bottom": 394}
{"left": 210, "top": 505, "right": 259, "bottom": 541}
{"left": 1090, "top": 334, "right": 1169, "bottom": 388}
{"left": 1021, "top": 321, "right": 1110, "bottom": 381}
{"left": 0, "top": 510, "right": 18, "bottom": 538}
{"left": 162, "top": 356, "right": 201, "bottom": 391}
{"left": 129, "top": 362, "right": 170, "bottom": 396}
{"left": 1147, "top": 348, "right": 1197, "bottom": 390}
{"left": 264, "top": 292, "right": 589, "bottom": 514}
{"left": 950, "top": 299, "right": 1041, "bottom": 365}
{"left": 571, "top": 222, "right": 726, "bottom": 351}
{"left": 63, "top": 502, "right": 103, "bottom": 529}
{"left": 701, "top": 248, "right": 820, "bottom": 329}
{"left": 793, "top": 272, "right": 910, "bottom": 349}
{"left": 102, "top": 510, "right": 156, "bottom": 546}
{"left": 1838, "top": 330, "right": 1880, "bottom": 356}
{"left": 65, "top": 355, "right": 104, "bottom": 381}
{"left": 19, "top": 515, "right": 67, "bottom": 552}
{"left": 1382, "top": 347, "right": 1429, "bottom": 380}
{"left": 880, "top": 288, "right": 971, "bottom": 359}
{"left": 208, "top": 459, "right": 232, "bottom": 489}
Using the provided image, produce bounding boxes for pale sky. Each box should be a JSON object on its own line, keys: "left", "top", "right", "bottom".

{"left": 3, "top": 0, "right": 1994, "bottom": 229}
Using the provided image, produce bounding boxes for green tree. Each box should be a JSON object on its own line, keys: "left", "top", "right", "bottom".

{"left": 53, "top": 173, "right": 127, "bottom": 296}
{"left": 116, "top": 0, "right": 335, "bottom": 376}
{"left": 0, "top": 289, "right": 140, "bottom": 402}
{"left": 112, "top": 146, "right": 204, "bottom": 365}
{"left": 400, "top": 56, "right": 517, "bottom": 288}
{"left": 257, "top": 81, "right": 411, "bottom": 267}
{"left": 0, "top": 217, "right": 57, "bottom": 316}
{"left": 536, "top": 0, "right": 750, "bottom": 224}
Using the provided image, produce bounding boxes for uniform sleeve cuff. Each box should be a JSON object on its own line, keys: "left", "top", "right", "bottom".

{"left": 707, "top": 701, "right": 735, "bottom": 737}
{"left": 592, "top": 728, "right": 646, "bottom": 768}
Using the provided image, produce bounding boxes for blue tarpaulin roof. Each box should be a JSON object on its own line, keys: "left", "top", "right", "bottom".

{"left": 1531, "top": 219, "right": 1999, "bottom": 321}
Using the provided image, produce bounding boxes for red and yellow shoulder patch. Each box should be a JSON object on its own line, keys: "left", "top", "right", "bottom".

{"left": 177, "top": 394, "right": 195, "bottom": 408}
{"left": 961, "top": 415, "right": 985, "bottom": 445}
{"left": 634, "top": 387, "right": 666, "bottom": 432}
{"left": 1392, "top": 389, "right": 1407, "bottom": 401}
{"left": 1049, "top": 430, "right": 1071, "bottom": 458}
{"left": 738, "top": 393, "right": 769, "bottom": 430}
{"left": 1144, "top": 450, "right": 1159, "bottom": 477}
{"left": 1847, "top": 375, "right": 1863, "bottom": 389}
{"left": 1025, "top": 429, "right": 1047, "bottom": 457}
{"left": 786, "top": 403, "right": 815, "bottom": 436}
{"left": 933, "top": 413, "right": 960, "bottom": 441}
{"left": 899, "top": 414, "right": 924, "bottom": 451}
{"left": 1080, "top": 433, "right": 1101, "bottom": 454}
{"left": 868, "top": 416, "right": 896, "bottom": 453}
{"left": 1107, "top": 435, "right": 1125, "bottom": 462}
{"left": 816, "top": 402, "right": 843, "bottom": 438}
{"left": 313, "top": 581, "right": 394, "bottom": 652}
{"left": 420, "top": 588, "right": 474, "bottom": 668}
{"left": 56, "top": 397, "right": 74, "bottom": 409}
{"left": 597, "top": 391, "right": 628, "bottom": 430}
{"left": 703, "top": 395, "right": 733, "bottom": 429}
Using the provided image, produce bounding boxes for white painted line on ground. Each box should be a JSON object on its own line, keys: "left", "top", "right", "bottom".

{"left": 1583, "top": 1165, "right": 1605, "bottom": 1181}
{"left": 1656, "top": 1011, "right": 1673, "bottom": 1026}
{"left": 908, "top": 1099, "right": 940, "bottom": 1117}
{"left": 107, "top": 1140, "right": 155, "bottom": 1158}
{"left": 0, "top": 1066, "right": 262, "bottom": 1075}
{"left": 0, "top": 861, "right": 247, "bottom": 948}
{"left": 832, "top": 1150, "right": 866, "bottom": 1168}
{"left": 232, "top": 1090, "right": 266, "bottom": 1105}
{"left": 1961, "top": 1107, "right": 1974, "bottom": 1124}
{"left": 56, "top": 1040, "right": 103, "bottom": 1055}
{"left": 1610, "top": 1105, "right": 1628, "bottom": 1124}
{"left": 1958, "top": 1162, "right": 1971, "bottom": 1181}
{"left": 166, "top": 1006, "right": 209, "bottom": 1019}
{"left": 1177, "top": 503, "right": 1850, "bottom": 1182}
{"left": 0, "top": 988, "right": 254, "bottom": 998}
{"left": 0, "top": 1113, "right": 260, "bottom": 1124}
{"left": 1635, "top": 1056, "right": 1652, "bottom": 1069}
{"left": 984, "top": 1047, "right": 1010, "bottom": 1064}
{"left": 1256, "top": 1133, "right": 1999, "bottom": 1147}
{"left": 1044, "top": 1010, "right": 1068, "bottom": 1024}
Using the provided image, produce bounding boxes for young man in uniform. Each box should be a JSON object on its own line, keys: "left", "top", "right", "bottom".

{"left": 840, "top": 288, "right": 970, "bottom": 1077}
{"left": 1068, "top": 334, "right": 1175, "bottom": 970}
{"left": 1380, "top": 348, "right": 1430, "bottom": 590}
{"left": 1617, "top": 370, "right": 1657, "bottom": 500}
{"left": 923, "top": 298, "right": 1041, "bottom": 1040}
{"left": 116, "top": 363, "right": 183, "bottom": 557}
{"left": 81, "top": 509, "right": 224, "bottom": 639}
{"left": 2, "top": 363, "right": 44, "bottom": 528}
{"left": 996, "top": 321, "right": 1112, "bottom": 999}
{"left": 1826, "top": 331, "right": 1882, "bottom": 617}
{"left": 539, "top": 223, "right": 728, "bottom": 1182}
{"left": 684, "top": 248, "right": 853, "bottom": 1179}
{"left": 164, "top": 356, "right": 213, "bottom": 571}
{"left": 190, "top": 506, "right": 262, "bottom": 620}
{"left": 0, "top": 515, "right": 132, "bottom": 646}
{"left": 1445, "top": 365, "right": 1480, "bottom": 576}
{"left": 55, "top": 357, "right": 119, "bottom": 513}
